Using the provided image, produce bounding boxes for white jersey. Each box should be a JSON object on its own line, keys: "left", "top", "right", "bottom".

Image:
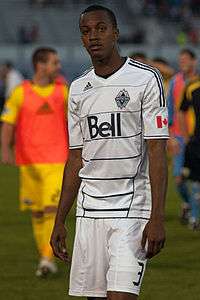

{"left": 68, "top": 57, "right": 169, "bottom": 219}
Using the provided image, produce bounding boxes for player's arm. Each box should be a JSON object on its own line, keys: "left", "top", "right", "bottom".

{"left": 0, "top": 122, "right": 15, "bottom": 164}
{"left": 50, "top": 84, "right": 83, "bottom": 262}
{"left": 141, "top": 72, "right": 169, "bottom": 259}
{"left": 50, "top": 148, "right": 82, "bottom": 262}
{"left": 142, "top": 139, "right": 167, "bottom": 258}
{"left": 0, "top": 85, "right": 23, "bottom": 164}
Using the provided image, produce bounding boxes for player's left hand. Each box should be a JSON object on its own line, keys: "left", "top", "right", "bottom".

{"left": 50, "top": 222, "right": 71, "bottom": 263}
{"left": 141, "top": 218, "right": 165, "bottom": 259}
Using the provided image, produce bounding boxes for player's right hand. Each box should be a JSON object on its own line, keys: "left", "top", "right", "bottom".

{"left": 50, "top": 223, "right": 70, "bottom": 263}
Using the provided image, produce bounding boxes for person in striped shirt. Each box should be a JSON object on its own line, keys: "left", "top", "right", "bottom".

{"left": 51, "top": 5, "right": 168, "bottom": 300}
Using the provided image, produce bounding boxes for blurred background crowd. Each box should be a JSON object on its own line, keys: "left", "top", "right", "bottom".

{"left": 0, "top": 0, "right": 200, "bottom": 110}
{"left": 0, "top": 0, "right": 200, "bottom": 89}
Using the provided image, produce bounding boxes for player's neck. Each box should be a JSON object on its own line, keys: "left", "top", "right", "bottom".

{"left": 92, "top": 51, "right": 125, "bottom": 77}
{"left": 32, "top": 74, "right": 53, "bottom": 87}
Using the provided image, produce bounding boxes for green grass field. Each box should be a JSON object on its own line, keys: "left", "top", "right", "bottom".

{"left": 0, "top": 164, "right": 200, "bottom": 300}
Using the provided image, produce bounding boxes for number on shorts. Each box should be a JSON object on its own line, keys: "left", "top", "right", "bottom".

{"left": 133, "top": 262, "right": 144, "bottom": 286}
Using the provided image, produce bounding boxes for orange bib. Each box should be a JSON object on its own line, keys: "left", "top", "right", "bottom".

{"left": 15, "top": 80, "right": 68, "bottom": 165}
{"left": 171, "top": 73, "right": 185, "bottom": 136}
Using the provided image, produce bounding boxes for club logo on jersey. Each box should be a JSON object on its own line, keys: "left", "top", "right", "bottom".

{"left": 115, "top": 89, "right": 130, "bottom": 109}
{"left": 37, "top": 102, "right": 53, "bottom": 114}
{"left": 83, "top": 82, "right": 93, "bottom": 91}
{"left": 156, "top": 115, "right": 168, "bottom": 128}
{"left": 87, "top": 113, "right": 122, "bottom": 139}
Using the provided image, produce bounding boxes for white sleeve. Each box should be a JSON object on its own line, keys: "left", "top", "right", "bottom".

{"left": 68, "top": 89, "right": 83, "bottom": 149}
{"left": 142, "top": 73, "right": 169, "bottom": 139}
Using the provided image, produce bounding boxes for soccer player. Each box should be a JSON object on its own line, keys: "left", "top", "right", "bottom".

{"left": 0, "top": 47, "right": 69, "bottom": 276}
{"left": 179, "top": 77, "right": 200, "bottom": 230}
{"left": 50, "top": 5, "right": 168, "bottom": 299}
{"left": 167, "top": 49, "right": 198, "bottom": 224}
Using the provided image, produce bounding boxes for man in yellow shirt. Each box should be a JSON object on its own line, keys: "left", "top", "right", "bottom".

{"left": 1, "top": 47, "right": 69, "bottom": 276}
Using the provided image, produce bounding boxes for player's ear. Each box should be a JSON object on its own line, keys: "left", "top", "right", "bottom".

{"left": 114, "top": 27, "right": 119, "bottom": 40}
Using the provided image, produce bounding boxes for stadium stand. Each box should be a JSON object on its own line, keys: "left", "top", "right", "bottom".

{"left": 0, "top": 0, "right": 199, "bottom": 81}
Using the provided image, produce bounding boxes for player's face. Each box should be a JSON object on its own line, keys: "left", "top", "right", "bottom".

{"left": 79, "top": 11, "right": 118, "bottom": 61}
{"left": 179, "top": 53, "right": 196, "bottom": 74}
{"left": 44, "top": 53, "right": 61, "bottom": 80}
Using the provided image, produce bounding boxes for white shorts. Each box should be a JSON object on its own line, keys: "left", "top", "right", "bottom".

{"left": 69, "top": 217, "right": 148, "bottom": 297}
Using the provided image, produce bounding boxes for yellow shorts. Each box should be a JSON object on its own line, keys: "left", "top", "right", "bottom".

{"left": 19, "top": 163, "right": 64, "bottom": 211}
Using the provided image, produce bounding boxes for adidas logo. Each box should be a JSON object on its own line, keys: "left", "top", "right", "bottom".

{"left": 83, "top": 82, "right": 93, "bottom": 91}
{"left": 37, "top": 102, "right": 53, "bottom": 114}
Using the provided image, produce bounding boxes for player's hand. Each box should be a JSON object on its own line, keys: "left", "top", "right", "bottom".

{"left": 1, "top": 148, "right": 14, "bottom": 165}
{"left": 50, "top": 222, "right": 70, "bottom": 263}
{"left": 141, "top": 218, "right": 165, "bottom": 259}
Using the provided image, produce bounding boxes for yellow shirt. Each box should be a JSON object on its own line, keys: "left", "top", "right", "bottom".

{"left": 1, "top": 82, "right": 68, "bottom": 125}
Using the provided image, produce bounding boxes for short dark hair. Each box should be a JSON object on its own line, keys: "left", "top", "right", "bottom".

{"left": 32, "top": 47, "right": 57, "bottom": 70}
{"left": 80, "top": 5, "right": 117, "bottom": 28}
{"left": 180, "top": 48, "right": 196, "bottom": 59}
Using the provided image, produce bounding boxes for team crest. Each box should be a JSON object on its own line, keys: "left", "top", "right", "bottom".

{"left": 115, "top": 89, "right": 130, "bottom": 109}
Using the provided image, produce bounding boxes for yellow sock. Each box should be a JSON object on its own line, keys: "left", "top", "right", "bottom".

{"left": 32, "top": 216, "right": 44, "bottom": 256}
{"left": 42, "top": 212, "right": 56, "bottom": 261}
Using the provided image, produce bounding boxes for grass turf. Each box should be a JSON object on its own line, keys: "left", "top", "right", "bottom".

{"left": 0, "top": 164, "right": 200, "bottom": 300}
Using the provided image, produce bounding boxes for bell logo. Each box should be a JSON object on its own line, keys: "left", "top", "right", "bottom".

{"left": 87, "top": 113, "right": 122, "bottom": 139}
{"left": 156, "top": 116, "right": 168, "bottom": 128}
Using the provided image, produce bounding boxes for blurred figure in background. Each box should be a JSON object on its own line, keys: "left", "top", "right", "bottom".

{"left": 129, "top": 51, "right": 148, "bottom": 64}
{"left": 151, "top": 57, "right": 175, "bottom": 95}
{"left": 0, "top": 76, "right": 5, "bottom": 114}
{"left": 167, "top": 48, "right": 198, "bottom": 224}
{"left": 0, "top": 61, "right": 24, "bottom": 98}
{"left": 0, "top": 47, "right": 69, "bottom": 276}
{"left": 179, "top": 76, "right": 200, "bottom": 230}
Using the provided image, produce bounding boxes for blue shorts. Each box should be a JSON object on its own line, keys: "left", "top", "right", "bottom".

{"left": 173, "top": 136, "right": 186, "bottom": 177}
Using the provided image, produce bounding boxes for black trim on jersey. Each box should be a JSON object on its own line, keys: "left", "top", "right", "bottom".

{"left": 81, "top": 185, "right": 86, "bottom": 217}
{"left": 128, "top": 60, "right": 165, "bottom": 107}
{"left": 134, "top": 208, "right": 151, "bottom": 212}
{"left": 73, "top": 67, "right": 93, "bottom": 82}
{"left": 144, "top": 135, "right": 169, "bottom": 138}
{"left": 76, "top": 216, "right": 150, "bottom": 220}
{"left": 130, "top": 58, "right": 165, "bottom": 103}
{"left": 129, "top": 59, "right": 165, "bottom": 106}
{"left": 84, "top": 131, "right": 142, "bottom": 142}
{"left": 80, "top": 176, "right": 134, "bottom": 180}
{"left": 82, "top": 190, "right": 134, "bottom": 199}
{"left": 82, "top": 154, "right": 141, "bottom": 162}
{"left": 94, "top": 57, "right": 127, "bottom": 79}
{"left": 83, "top": 207, "right": 129, "bottom": 212}
{"left": 80, "top": 109, "right": 142, "bottom": 119}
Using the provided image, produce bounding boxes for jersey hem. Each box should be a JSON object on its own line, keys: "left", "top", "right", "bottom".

{"left": 69, "top": 145, "right": 83, "bottom": 149}
{"left": 69, "top": 290, "right": 107, "bottom": 297}
{"left": 144, "top": 135, "right": 169, "bottom": 139}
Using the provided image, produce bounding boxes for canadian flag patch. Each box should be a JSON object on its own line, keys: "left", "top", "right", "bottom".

{"left": 156, "top": 116, "right": 168, "bottom": 128}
